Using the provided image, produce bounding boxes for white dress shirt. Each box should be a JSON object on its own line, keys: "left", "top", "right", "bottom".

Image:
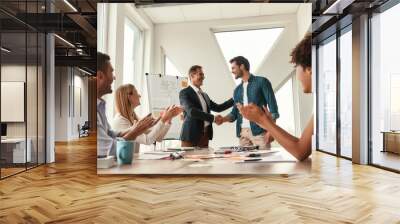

{"left": 190, "top": 84, "right": 212, "bottom": 127}
{"left": 112, "top": 113, "right": 171, "bottom": 153}
{"left": 97, "top": 98, "right": 121, "bottom": 156}
{"left": 242, "top": 81, "right": 251, "bottom": 128}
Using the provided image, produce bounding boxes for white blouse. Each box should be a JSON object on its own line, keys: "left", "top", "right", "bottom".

{"left": 112, "top": 113, "right": 171, "bottom": 153}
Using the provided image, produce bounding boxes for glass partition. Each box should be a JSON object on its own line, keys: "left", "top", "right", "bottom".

{"left": 339, "top": 27, "right": 352, "bottom": 158}
{"left": 1, "top": 31, "right": 28, "bottom": 178}
{"left": 370, "top": 3, "right": 400, "bottom": 171}
{"left": 317, "top": 35, "right": 337, "bottom": 154}
{"left": 0, "top": 1, "right": 46, "bottom": 179}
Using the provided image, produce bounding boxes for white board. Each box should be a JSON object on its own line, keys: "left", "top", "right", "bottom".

{"left": 147, "top": 75, "right": 188, "bottom": 139}
{"left": 1, "top": 82, "right": 25, "bottom": 122}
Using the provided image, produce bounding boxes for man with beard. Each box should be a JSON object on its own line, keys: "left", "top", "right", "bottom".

{"left": 216, "top": 56, "right": 279, "bottom": 150}
{"left": 97, "top": 52, "right": 154, "bottom": 157}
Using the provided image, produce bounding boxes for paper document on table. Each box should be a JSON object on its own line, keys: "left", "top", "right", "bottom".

{"left": 137, "top": 152, "right": 171, "bottom": 160}
{"left": 164, "top": 147, "right": 196, "bottom": 152}
{"left": 236, "top": 154, "right": 297, "bottom": 163}
{"left": 247, "top": 150, "right": 280, "bottom": 156}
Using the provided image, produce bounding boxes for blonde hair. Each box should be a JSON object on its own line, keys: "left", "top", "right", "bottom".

{"left": 115, "top": 84, "right": 139, "bottom": 125}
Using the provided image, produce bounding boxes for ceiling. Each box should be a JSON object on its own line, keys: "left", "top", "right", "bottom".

{"left": 141, "top": 3, "right": 300, "bottom": 24}
{"left": 0, "top": 0, "right": 98, "bottom": 73}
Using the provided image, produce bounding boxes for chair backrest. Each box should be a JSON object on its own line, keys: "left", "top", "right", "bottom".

{"left": 82, "top": 121, "right": 90, "bottom": 129}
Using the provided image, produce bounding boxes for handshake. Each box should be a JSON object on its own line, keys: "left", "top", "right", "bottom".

{"left": 214, "top": 115, "right": 226, "bottom": 126}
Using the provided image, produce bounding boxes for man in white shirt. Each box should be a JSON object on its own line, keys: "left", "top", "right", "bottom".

{"left": 97, "top": 52, "right": 154, "bottom": 157}
{"left": 179, "top": 65, "right": 234, "bottom": 147}
{"left": 217, "top": 56, "right": 280, "bottom": 150}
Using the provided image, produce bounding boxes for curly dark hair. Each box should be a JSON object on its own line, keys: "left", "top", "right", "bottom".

{"left": 290, "top": 33, "right": 312, "bottom": 69}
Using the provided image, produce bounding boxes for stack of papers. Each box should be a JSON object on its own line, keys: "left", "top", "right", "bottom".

{"left": 137, "top": 152, "right": 171, "bottom": 160}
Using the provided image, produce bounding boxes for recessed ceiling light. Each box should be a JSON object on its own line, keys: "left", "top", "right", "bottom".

{"left": 78, "top": 67, "right": 92, "bottom": 76}
{"left": 63, "top": 0, "right": 78, "bottom": 12}
{"left": 54, "top": 34, "right": 75, "bottom": 48}
{"left": 323, "top": 0, "right": 354, "bottom": 15}
{"left": 1, "top": 47, "right": 11, "bottom": 53}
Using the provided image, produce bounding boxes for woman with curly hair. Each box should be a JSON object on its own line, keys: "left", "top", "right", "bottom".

{"left": 237, "top": 33, "right": 313, "bottom": 161}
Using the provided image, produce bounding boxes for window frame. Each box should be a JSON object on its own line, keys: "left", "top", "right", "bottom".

{"left": 315, "top": 24, "right": 353, "bottom": 161}
{"left": 123, "top": 17, "right": 142, "bottom": 85}
{"left": 368, "top": 0, "right": 400, "bottom": 173}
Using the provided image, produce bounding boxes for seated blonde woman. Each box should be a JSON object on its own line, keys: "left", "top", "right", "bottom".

{"left": 237, "top": 33, "right": 312, "bottom": 161}
{"left": 112, "top": 84, "right": 183, "bottom": 153}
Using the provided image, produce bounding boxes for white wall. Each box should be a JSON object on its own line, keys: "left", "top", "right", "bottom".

{"left": 297, "top": 3, "right": 313, "bottom": 132}
{"left": 54, "top": 67, "right": 89, "bottom": 141}
{"left": 1, "top": 64, "right": 46, "bottom": 163}
{"left": 152, "top": 13, "right": 309, "bottom": 146}
{"left": 256, "top": 14, "right": 298, "bottom": 88}
{"left": 296, "top": 3, "right": 312, "bottom": 40}
{"left": 55, "top": 67, "right": 68, "bottom": 141}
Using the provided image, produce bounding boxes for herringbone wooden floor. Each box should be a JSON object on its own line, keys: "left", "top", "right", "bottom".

{"left": 1, "top": 135, "right": 400, "bottom": 224}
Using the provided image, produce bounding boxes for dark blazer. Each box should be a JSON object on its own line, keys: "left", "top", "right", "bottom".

{"left": 179, "top": 86, "right": 234, "bottom": 144}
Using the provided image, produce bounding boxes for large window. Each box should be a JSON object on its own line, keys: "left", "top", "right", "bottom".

{"left": 339, "top": 27, "right": 352, "bottom": 158}
{"left": 275, "top": 77, "right": 296, "bottom": 136}
{"left": 164, "top": 56, "right": 183, "bottom": 77}
{"left": 214, "top": 28, "right": 283, "bottom": 85}
{"left": 123, "top": 18, "right": 140, "bottom": 84}
{"left": 317, "top": 36, "right": 337, "bottom": 154}
{"left": 370, "top": 2, "right": 400, "bottom": 171}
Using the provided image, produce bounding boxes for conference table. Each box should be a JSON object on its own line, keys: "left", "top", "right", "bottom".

{"left": 97, "top": 147, "right": 311, "bottom": 175}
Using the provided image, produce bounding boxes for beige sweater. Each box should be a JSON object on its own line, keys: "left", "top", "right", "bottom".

{"left": 111, "top": 113, "right": 171, "bottom": 153}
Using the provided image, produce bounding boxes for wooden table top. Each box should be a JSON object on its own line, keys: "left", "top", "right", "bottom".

{"left": 98, "top": 147, "right": 311, "bottom": 175}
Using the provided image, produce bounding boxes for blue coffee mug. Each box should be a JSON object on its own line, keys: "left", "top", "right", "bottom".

{"left": 116, "top": 140, "right": 134, "bottom": 165}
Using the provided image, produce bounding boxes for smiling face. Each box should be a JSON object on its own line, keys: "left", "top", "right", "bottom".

{"left": 230, "top": 61, "right": 245, "bottom": 80}
{"left": 128, "top": 86, "right": 141, "bottom": 108}
{"left": 296, "top": 65, "right": 312, "bottom": 93}
{"left": 190, "top": 68, "right": 205, "bottom": 88}
{"left": 97, "top": 61, "right": 115, "bottom": 97}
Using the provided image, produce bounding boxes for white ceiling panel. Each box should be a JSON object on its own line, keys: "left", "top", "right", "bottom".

{"left": 141, "top": 3, "right": 300, "bottom": 24}
{"left": 181, "top": 4, "right": 221, "bottom": 22}
{"left": 143, "top": 6, "right": 185, "bottom": 24}
{"left": 259, "top": 4, "right": 299, "bottom": 16}
{"left": 220, "top": 4, "right": 262, "bottom": 19}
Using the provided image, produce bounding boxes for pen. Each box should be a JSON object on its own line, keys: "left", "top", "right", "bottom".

{"left": 243, "top": 158, "right": 262, "bottom": 162}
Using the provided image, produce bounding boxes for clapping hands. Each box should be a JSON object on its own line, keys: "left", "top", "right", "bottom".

{"left": 160, "top": 105, "right": 184, "bottom": 123}
{"left": 236, "top": 103, "right": 272, "bottom": 124}
{"left": 123, "top": 115, "right": 155, "bottom": 140}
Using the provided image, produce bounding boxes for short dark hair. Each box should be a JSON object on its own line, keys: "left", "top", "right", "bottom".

{"left": 290, "top": 33, "right": 312, "bottom": 69}
{"left": 188, "top": 65, "right": 202, "bottom": 76}
{"left": 229, "top": 56, "right": 250, "bottom": 71}
{"left": 97, "top": 52, "right": 110, "bottom": 73}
